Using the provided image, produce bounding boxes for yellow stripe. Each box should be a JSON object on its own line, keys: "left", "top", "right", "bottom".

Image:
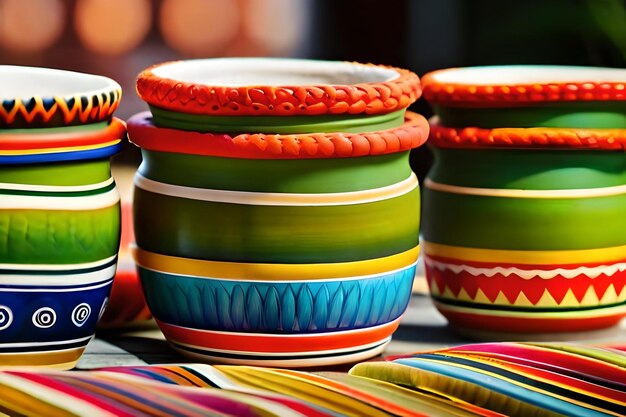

{"left": 133, "top": 246, "right": 419, "bottom": 281}
{"left": 423, "top": 241, "right": 626, "bottom": 264}
{"left": 0, "top": 139, "right": 121, "bottom": 155}
{"left": 0, "top": 348, "right": 83, "bottom": 369}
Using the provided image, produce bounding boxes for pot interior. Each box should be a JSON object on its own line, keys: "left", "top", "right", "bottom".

{"left": 430, "top": 65, "right": 626, "bottom": 85}
{"left": 150, "top": 58, "right": 400, "bottom": 86}
{"left": 0, "top": 65, "right": 120, "bottom": 101}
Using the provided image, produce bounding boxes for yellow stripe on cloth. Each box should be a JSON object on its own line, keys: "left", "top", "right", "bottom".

{"left": 133, "top": 245, "right": 419, "bottom": 281}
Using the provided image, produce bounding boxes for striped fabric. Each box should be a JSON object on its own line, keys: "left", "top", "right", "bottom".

{"left": 0, "top": 342, "right": 624, "bottom": 416}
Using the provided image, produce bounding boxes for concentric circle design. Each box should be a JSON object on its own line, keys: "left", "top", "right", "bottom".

{"left": 71, "top": 303, "right": 91, "bottom": 327}
{"left": 32, "top": 307, "right": 57, "bottom": 329}
{"left": 0, "top": 305, "right": 13, "bottom": 331}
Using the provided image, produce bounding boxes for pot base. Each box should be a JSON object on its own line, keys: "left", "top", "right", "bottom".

{"left": 156, "top": 318, "right": 401, "bottom": 367}
{"left": 435, "top": 300, "right": 626, "bottom": 337}
{"left": 0, "top": 347, "right": 85, "bottom": 370}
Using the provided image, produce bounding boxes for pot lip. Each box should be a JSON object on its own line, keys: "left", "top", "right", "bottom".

{"left": 422, "top": 65, "right": 626, "bottom": 107}
{"left": 127, "top": 110, "right": 430, "bottom": 159}
{"left": 0, "top": 65, "right": 121, "bottom": 102}
{"left": 428, "top": 117, "right": 626, "bottom": 150}
{"left": 0, "top": 65, "right": 122, "bottom": 128}
{"left": 136, "top": 58, "right": 421, "bottom": 116}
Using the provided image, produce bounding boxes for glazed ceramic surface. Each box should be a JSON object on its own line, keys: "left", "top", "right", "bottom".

{"left": 0, "top": 66, "right": 121, "bottom": 129}
{"left": 130, "top": 58, "right": 428, "bottom": 366}
{"left": 0, "top": 66, "right": 124, "bottom": 368}
{"left": 422, "top": 65, "right": 626, "bottom": 335}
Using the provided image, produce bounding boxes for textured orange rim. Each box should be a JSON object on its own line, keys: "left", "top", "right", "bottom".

{"left": 136, "top": 61, "right": 421, "bottom": 116}
{"left": 422, "top": 68, "right": 626, "bottom": 107}
{"left": 429, "top": 118, "right": 626, "bottom": 150}
{"left": 128, "top": 111, "right": 429, "bottom": 159}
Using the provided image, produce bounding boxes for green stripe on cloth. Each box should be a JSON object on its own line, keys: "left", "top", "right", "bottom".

{"left": 0, "top": 204, "right": 120, "bottom": 264}
{"left": 138, "top": 151, "right": 413, "bottom": 193}
{"left": 422, "top": 189, "right": 626, "bottom": 250}
{"left": 134, "top": 186, "right": 420, "bottom": 263}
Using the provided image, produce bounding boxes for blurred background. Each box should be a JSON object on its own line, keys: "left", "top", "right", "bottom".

{"left": 0, "top": 0, "right": 624, "bottom": 173}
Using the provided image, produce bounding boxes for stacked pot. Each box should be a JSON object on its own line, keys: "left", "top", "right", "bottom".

{"left": 0, "top": 66, "right": 124, "bottom": 368}
{"left": 129, "top": 58, "right": 429, "bottom": 366}
{"left": 421, "top": 66, "right": 626, "bottom": 337}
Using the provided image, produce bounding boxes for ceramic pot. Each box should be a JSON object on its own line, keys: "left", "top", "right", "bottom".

{"left": 0, "top": 66, "right": 124, "bottom": 368}
{"left": 130, "top": 58, "right": 428, "bottom": 366}
{"left": 421, "top": 66, "right": 626, "bottom": 336}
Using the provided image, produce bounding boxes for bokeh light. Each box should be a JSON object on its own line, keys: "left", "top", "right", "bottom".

{"left": 243, "top": 0, "right": 307, "bottom": 56}
{"left": 0, "top": 0, "right": 65, "bottom": 53}
{"left": 74, "top": 0, "right": 152, "bottom": 56}
{"left": 159, "top": 0, "right": 239, "bottom": 57}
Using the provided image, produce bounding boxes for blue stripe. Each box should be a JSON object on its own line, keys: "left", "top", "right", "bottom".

{"left": 0, "top": 142, "right": 122, "bottom": 165}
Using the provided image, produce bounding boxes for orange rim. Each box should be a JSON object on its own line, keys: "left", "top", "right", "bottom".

{"left": 128, "top": 111, "right": 429, "bottom": 159}
{"left": 136, "top": 61, "right": 421, "bottom": 116}
{"left": 422, "top": 68, "right": 626, "bottom": 107}
{"left": 429, "top": 119, "right": 626, "bottom": 149}
{"left": 0, "top": 118, "right": 127, "bottom": 151}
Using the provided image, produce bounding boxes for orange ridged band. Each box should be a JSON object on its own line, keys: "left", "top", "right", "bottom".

{"left": 422, "top": 69, "right": 625, "bottom": 107}
{"left": 128, "top": 111, "right": 429, "bottom": 159}
{"left": 429, "top": 119, "right": 626, "bottom": 150}
{"left": 136, "top": 62, "right": 421, "bottom": 116}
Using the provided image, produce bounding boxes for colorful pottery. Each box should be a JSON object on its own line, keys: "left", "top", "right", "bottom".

{"left": 421, "top": 66, "right": 626, "bottom": 335}
{"left": 0, "top": 65, "right": 124, "bottom": 368}
{"left": 130, "top": 58, "right": 428, "bottom": 366}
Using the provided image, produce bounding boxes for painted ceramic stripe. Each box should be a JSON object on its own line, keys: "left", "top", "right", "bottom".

{"left": 134, "top": 246, "right": 419, "bottom": 281}
{"left": 0, "top": 336, "right": 92, "bottom": 351}
{"left": 0, "top": 159, "right": 112, "bottom": 186}
{"left": 171, "top": 338, "right": 390, "bottom": 359}
{"left": 423, "top": 241, "right": 626, "bottom": 264}
{"left": 0, "top": 271, "right": 114, "bottom": 287}
{"left": 0, "top": 177, "right": 114, "bottom": 193}
{"left": 156, "top": 318, "right": 401, "bottom": 353}
{"left": 0, "top": 141, "right": 123, "bottom": 165}
{"left": 0, "top": 139, "right": 121, "bottom": 156}
{"left": 0, "top": 278, "right": 112, "bottom": 292}
{"left": 134, "top": 186, "right": 419, "bottom": 263}
{"left": 425, "top": 177, "right": 626, "bottom": 199}
{"left": 150, "top": 105, "right": 406, "bottom": 134}
{"left": 0, "top": 205, "right": 120, "bottom": 265}
{"left": 0, "top": 373, "right": 114, "bottom": 417}
{"left": 135, "top": 172, "right": 418, "bottom": 206}
{"left": 422, "top": 189, "right": 626, "bottom": 250}
{"left": 433, "top": 299, "right": 626, "bottom": 318}
{"left": 429, "top": 148, "right": 626, "bottom": 190}
{"left": 0, "top": 186, "right": 119, "bottom": 210}
{"left": 141, "top": 266, "right": 414, "bottom": 333}
{"left": 0, "top": 254, "right": 116, "bottom": 272}
{"left": 425, "top": 256, "right": 626, "bottom": 280}
{"left": 139, "top": 151, "right": 412, "bottom": 193}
